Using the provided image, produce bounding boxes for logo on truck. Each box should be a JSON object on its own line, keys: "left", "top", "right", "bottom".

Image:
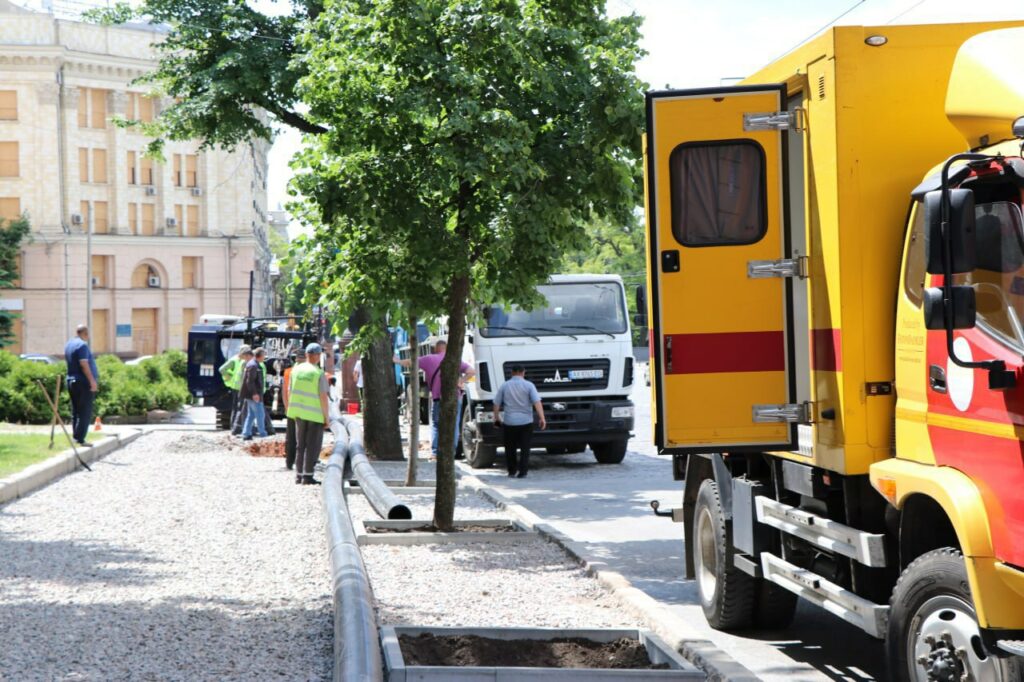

{"left": 544, "top": 370, "right": 572, "bottom": 384}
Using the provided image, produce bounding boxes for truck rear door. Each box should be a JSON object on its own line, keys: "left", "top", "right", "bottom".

{"left": 645, "top": 85, "right": 800, "bottom": 453}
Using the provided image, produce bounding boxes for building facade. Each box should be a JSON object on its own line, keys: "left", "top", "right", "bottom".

{"left": 0, "top": 1, "right": 273, "bottom": 356}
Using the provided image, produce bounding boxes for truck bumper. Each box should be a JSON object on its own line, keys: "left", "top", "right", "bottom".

{"left": 473, "top": 397, "right": 634, "bottom": 447}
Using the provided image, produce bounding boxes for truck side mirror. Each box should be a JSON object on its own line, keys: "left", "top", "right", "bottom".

{"left": 632, "top": 313, "right": 647, "bottom": 327}
{"left": 635, "top": 284, "right": 646, "bottom": 313}
{"left": 924, "top": 189, "right": 976, "bottom": 274}
{"left": 923, "top": 286, "right": 977, "bottom": 330}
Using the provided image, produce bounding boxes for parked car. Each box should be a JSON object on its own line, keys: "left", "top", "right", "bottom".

{"left": 19, "top": 353, "right": 58, "bottom": 365}
{"left": 125, "top": 355, "right": 154, "bottom": 366}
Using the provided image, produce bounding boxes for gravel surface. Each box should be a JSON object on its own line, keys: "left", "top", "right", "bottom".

{"left": 345, "top": 486, "right": 504, "bottom": 521}
{"left": 364, "top": 457, "right": 436, "bottom": 483}
{"left": 0, "top": 431, "right": 332, "bottom": 681}
{"left": 362, "top": 541, "right": 639, "bottom": 630}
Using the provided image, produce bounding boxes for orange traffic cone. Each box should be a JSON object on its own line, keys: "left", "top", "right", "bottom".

{"left": 93, "top": 417, "right": 102, "bottom": 431}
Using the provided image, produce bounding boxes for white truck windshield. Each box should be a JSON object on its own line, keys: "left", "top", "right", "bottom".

{"left": 481, "top": 282, "right": 627, "bottom": 338}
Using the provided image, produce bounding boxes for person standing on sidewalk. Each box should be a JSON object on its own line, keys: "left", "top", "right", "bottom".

{"left": 396, "top": 339, "right": 475, "bottom": 458}
{"left": 64, "top": 324, "right": 99, "bottom": 447}
{"left": 287, "top": 343, "right": 330, "bottom": 485}
{"left": 493, "top": 364, "right": 546, "bottom": 478}
{"left": 240, "top": 347, "right": 268, "bottom": 441}
{"left": 220, "top": 344, "right": 250, "bottom": 433}
{"left": 281, "top": 347, "right": 306, "bottom": 470}
{"left": 230, "top": 347, "right": 255, "bottom": 435}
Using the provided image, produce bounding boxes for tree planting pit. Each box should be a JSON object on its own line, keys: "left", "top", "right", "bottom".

{"left": 354, "top": 518, "right": 537, "bottom": 546}
{"left": 382, "top": 627, "right": 703, "bottom": 681}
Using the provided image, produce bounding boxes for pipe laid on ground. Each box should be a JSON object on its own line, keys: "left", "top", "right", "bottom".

{"left": 322, "top": 419, "right": 384, "bottom": 682}
{"left": 341, "top": 415, "right": 412, "bottom": 520}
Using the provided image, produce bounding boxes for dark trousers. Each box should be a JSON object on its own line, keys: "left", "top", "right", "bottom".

{"left": 68, "top": 379, "right": 95, "bottom": 444}
{"left": 285, "top": 417, "right": 297, "bottom": 469}
{"left": 231, "top": 391, "right": 246, "bottom": 434}
{"left": 295, "top": 418, "right": 324, "bottom": 479}
{"left": 503, "top": 423, "right": 534, "bottom": 475}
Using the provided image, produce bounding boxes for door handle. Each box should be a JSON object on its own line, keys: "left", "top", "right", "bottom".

{"left": 929, "top": 365, "right": 947, "bottom": 393}
{"left": 661, "top": 250, "right": 680, "bottom": 273}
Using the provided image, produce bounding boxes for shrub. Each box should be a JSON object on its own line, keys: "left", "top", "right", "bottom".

{"left": 162, "top": 349, "right": 187, "bottom": 380}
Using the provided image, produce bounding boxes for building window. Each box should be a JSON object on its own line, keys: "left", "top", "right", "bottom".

{"left": 78, "top": 147, "right": 89, "bottom": 182}
{"left": 174, "top": 204, "right": 183, "bottom": 232}
{"left": 126, "top": 93, "right": 155, "bottom": 124}
{"left": 0, "top": 91, "right": 17, "bottom": 120}
{"left": 186, "top": 205, "right": 199, "bottom": 237}
{"left": 182, "top": 256, "right": 200, "bottom": 288}
{"left": 93, "top": 201, "right": 108, "bottom": 234}
{"left": 0, "top": 197, "right": 19, "bottom": 221}
{"left": 91, "top": 255, "right": 110, "bottom": 288}
{"left": 91, "top": 89, "right": 107, "bottom": 129}
{"left": 140, "top": 203, "right": 155, "bottom": 236}
{"left": 127, "top": 151, "right": 137, "bottom": 184}
{"left": 182, "top": 307, "right": 197, "bottom": 334}
{"left": 127, "top": 202, "right": 138, "bottom": 234}
{"left": 669, "top": 140, "right": 767, "bottom": 247}
{"left": 140, "top": 156, "right": 153, "bottom": 185}
{"left": 185, "top": 154, "right": 198, "bottom": 187}
{"left": 92, "top": 149, "right": 107, "bottom": 184}
{"left": 0, "top": 142, "right": 19, "bottom": 177}
{"left": 173, "top": 154, "right": 182, "bottom": 187}
{"left": 131, "top": 263, "right": 161, "bottom": 288}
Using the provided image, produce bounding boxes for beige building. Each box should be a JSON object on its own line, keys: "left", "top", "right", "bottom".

{"left": 0, "top": 0, "right": 273, "bottom": 357}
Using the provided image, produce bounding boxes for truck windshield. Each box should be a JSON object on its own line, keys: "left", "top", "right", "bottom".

{"left": 481, "top": 282, "right": 627, "bottom": 338}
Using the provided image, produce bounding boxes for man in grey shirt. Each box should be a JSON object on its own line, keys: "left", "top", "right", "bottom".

{"left": 493, "top": 364, "right": 546, "bottom": 478}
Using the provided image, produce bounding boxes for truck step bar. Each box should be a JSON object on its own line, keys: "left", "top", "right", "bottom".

{"left": 997, "top": 640, "right": 1024, "bottom": 657}
{"left": 755, "top": 496, "right": 888, "bottom": 567}
{"left": 761, "top": 553, "right": 889, "bottom": 639}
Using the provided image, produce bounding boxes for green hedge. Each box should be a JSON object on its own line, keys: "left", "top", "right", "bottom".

{"left": 0, "top": 350, "right": 190, "bottom": 424}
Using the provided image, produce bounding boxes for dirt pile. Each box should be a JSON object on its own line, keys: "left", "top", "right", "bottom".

{"left": 399, "top": 634, "right": 668, "bottom": 669}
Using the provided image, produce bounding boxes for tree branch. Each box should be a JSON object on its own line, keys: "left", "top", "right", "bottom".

{"left": 264, "top": 103, "right": 327, "bottom": 135}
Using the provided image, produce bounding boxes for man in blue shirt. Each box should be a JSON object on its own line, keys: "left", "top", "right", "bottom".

{"left": 64, "top": 324, "right": 100, "bottom": 447}
{"left": 493, "top": 364, "right": 546, "bottom": 478}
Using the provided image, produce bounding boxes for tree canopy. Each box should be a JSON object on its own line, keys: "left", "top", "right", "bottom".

{"left": 0, "top": 215, "right": 30, "bottom": 348}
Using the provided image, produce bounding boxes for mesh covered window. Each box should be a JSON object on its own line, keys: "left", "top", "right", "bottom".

{"left": 669, "top": 141, "right": 767, "bottom": 247}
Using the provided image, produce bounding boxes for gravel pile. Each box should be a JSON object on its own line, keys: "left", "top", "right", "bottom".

{"left": 345, "top": 486, "right": 504, "bottom": 521}
{"left": 0, "top": 430, "right": 331, "bottom": 681}
{"left": 362, "top": 541, "right": 639, "bottom": 630}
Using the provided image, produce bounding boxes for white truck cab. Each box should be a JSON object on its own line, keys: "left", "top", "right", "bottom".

{"left": 461, "top": 274, "right": 636, "bottom": 468}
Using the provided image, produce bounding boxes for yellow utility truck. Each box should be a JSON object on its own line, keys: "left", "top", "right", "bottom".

{"left": 643, "top": 22, "right": 1024, "bottom": 681}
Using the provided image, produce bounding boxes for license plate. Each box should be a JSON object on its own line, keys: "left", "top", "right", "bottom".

{"left": 568, "top": 369, "right": 603, "bottom": 379}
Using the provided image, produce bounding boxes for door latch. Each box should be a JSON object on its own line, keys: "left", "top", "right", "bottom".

{"left": 748, "top": 257, "right": 808, "bottom": 279}
{"left": 743, "top": 108, "right": 806, "bottom": 132}
{"left": 753, "top": 402, "right": 813, "bottom": 424}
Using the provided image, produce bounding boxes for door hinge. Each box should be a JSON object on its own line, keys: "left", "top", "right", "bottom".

{"left": 748, "top": 256, "right": 808, "bottom": 279}
{"left": 743, "top": 108, "right": 805, "bottom": 132}
{"left": 753, "top": 402, "right": 813, "bottom": 424}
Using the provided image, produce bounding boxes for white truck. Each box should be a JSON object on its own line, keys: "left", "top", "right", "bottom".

{"left": 460, "top": 274, "right": 636, "bottom": 468}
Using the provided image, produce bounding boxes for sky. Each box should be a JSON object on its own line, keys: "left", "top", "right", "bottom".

{"left": 255, "top": 0, "right": 1024, "bottom": 233}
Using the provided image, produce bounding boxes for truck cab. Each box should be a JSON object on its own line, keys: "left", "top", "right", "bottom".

{"left": 461, "top": 274, "right": 636, "bottom": 468}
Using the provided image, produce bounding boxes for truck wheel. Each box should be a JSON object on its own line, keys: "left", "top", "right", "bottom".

{"left": 591, "top": 439, "right": 628, "bottom": 464}
{"left": 754, "top": 581, "right": 797, "bottom": 630}
{"left": 215, "top": 409, "right": 231, "bottom": 431}
{"left": 693, "top": 479, "right": 755, "bottom": 630}
{"left": 462, "top": 405, "right": 496, "bottom": 469}
{"left": 887, "top": 548, "right": 1023, "bottom": 682}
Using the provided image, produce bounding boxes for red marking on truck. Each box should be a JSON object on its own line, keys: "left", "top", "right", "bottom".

{"left": 812, "top": 328, "right": 842, "bottom": 372}
{"left": 664, "top": 331, "right": 785, "bottom": 374}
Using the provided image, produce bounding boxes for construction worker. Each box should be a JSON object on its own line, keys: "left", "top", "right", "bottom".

{"left": 219, "top": 345, "right": 251, "bottom": 434}
{"left": 287, "top": 343, "right": 330, "bottom": 485}
{"left": 282, "top": 347, "right": 306, "bottom": 470}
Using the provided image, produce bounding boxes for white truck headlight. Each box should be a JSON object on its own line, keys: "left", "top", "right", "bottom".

{"left": 611, "top": 406, "right": 634, "bottom": 419}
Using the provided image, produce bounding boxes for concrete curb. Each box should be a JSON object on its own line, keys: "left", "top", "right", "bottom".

{"left": 456, "top": 469, "right": 760, "bottom": 682}
{"left": 354, "top": 517, "right": 538, "bottom": 546}
{"left": 0, "top": 430, "right": 145, "bottom": 506}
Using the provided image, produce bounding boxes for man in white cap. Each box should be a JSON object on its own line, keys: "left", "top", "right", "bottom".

{"left": 286, "top": 342, "right": 330, "bottom": 484}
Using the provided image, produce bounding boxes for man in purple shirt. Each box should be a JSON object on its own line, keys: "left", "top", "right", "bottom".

{"left": 398, "top": 339, "right": 475, "bottom": 458}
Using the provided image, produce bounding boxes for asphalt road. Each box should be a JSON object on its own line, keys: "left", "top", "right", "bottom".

{"left": 462, "top": 375, "right": 886, "bottom": 682}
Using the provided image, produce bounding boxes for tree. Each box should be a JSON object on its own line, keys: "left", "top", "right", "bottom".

{"left": 88, "top": 0, "right": 406, "bottom": 452}
{"left": 0, "top": 215, "right": 30, "bottom": 348}
{"left": 292, "top": 0, "right": 646, "bottom": 529}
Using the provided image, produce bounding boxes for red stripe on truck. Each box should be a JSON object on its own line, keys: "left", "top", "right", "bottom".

{"left": 664, "top": 331, "right": 785, "bottom": 374}
{"left": 812, "top": 328, "right": 842, "bottom": 372}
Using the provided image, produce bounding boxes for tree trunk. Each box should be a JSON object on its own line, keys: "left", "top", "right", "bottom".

{"left": 351, "top": 308, "right": 403, "bottom": 461}
{"left": 404, "top": 314, "right": 419, "bottom": 486}
{"left": 433, "top": 274, "right": 470, "bottom": 531}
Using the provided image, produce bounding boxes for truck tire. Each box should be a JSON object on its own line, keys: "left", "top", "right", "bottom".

{"left": 754, "top": 581, "right": 797, "bottom": 630}
{"left": 215, "top": 409, "right": 231, "bottom": 431}
{"left": 462, "top": 405, "right": 496, "bottom": 469}
{"left": 693, "top": 479, "right": 755, "bottom": 630}
{"left": 591, "top": 439, "right": 628, "bottom": 464}
{"left": 886, "top": 548, "right": 1024, "bottom": 682}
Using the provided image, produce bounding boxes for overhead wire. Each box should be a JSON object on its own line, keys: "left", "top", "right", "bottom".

{"left": 767, "top": 0, "right": 867, "bottom": 63}
{"left": 885, "top": 0, "right": 929, "bottom": 24}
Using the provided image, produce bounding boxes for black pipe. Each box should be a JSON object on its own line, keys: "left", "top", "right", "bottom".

{"left": 322, "top": 420, "right": 384, "bottom": 682}
{"left": 341, "top": 415, "right": 413, "bottom": 520}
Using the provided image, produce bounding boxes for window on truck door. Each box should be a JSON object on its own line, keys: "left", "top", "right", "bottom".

{"left": 953, "top": 200, "right": 1024, "bottom": 352}
{"left": 669, "top": 140, "right": 767, "bottom": 247}
{"left": 904, "top": 201, "right": 926, "bottom": 307}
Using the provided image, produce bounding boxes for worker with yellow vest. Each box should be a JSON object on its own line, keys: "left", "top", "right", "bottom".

{"left": 219, "top": 345, "right": 251, "bottom": 434}
{"left": 286, "top": 343, "right": 330, "bottom": 485}
{"left": 282, "top": 347, "right": 306, "bottom": 471}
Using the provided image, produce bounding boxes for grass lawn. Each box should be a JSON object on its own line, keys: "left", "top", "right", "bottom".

{"left": 0, "top": 432, "right": 101, "bottom": 478}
